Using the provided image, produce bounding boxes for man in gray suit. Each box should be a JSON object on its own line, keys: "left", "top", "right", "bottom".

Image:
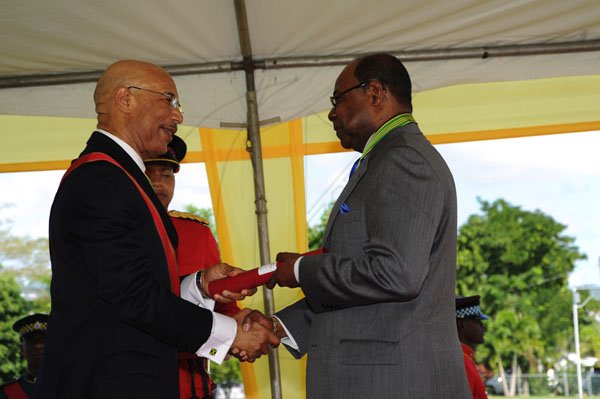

{"left": 246, "top": 53, "right": 470, "bottom": 398}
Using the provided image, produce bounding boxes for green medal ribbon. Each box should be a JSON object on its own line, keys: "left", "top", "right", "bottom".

{"left": 355, "top": 113, "right": 416, "bottom": 170}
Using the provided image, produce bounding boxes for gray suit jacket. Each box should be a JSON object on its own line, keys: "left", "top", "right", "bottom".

{"left": 277, "top": 123, "right": 471, "bottom": 398}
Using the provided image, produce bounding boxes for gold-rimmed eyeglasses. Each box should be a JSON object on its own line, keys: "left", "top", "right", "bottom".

{"left": 127, "top": 86, "right": 183, "bottom": 113}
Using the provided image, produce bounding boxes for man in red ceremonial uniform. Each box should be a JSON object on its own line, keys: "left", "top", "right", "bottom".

{"left": 456, "top": 295, "right": 489, "bottom": 399}
{"left": 145, "top": 135, "right": 239, "bottom": 399}
{"left": 1, "top": 314, "right": 48, "bottom": 399}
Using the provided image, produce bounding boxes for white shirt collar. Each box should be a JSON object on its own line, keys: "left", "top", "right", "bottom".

{"left": 96, "top": 129, "right": 145, "bottom": 172}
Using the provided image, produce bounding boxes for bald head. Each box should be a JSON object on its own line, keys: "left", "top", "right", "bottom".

{"left": 93, "top": 60, "right": 183, "bottom": 159}
{"left": 94, "top": 60, "right": 171, "bottom": 114}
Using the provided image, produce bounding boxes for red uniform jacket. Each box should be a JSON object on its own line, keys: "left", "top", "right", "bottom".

{"left": 461, "top": 343, "right": 488, "bottom": 399}
{"left": 170, "top": 211, "right": 240, "bottom": 399}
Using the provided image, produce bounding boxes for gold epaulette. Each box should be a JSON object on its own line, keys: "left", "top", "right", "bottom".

{"left": 168, "top": 210, "right": 210, "bottom": 226}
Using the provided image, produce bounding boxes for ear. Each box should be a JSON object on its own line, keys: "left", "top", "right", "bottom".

{"left": 114, "top": 86, "right": 133, "bottom": 113}
{"left": 368, "top": 80, "right": 385, "bottom": 106}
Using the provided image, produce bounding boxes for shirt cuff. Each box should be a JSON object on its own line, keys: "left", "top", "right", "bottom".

{"left": 274, "top": 316, "right": 299, "bottom": 351}
{"left": 196, "top": 312, "right": 237, "bottom": 364}
{"left": 181, "top": 272, "right": 215, "bottom": 310}
{"left": 293, "top": 256, "right": 303, "bottom": 284}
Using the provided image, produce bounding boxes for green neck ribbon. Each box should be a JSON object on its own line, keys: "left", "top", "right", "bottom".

{"left": 356, "top": 113, "right": 416, "bottom": 169}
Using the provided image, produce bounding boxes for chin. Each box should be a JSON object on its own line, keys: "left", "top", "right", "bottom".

{"left": 339, "top": 139, "right": 354, "bottom": 150}
{"left": 152, "top": 144, "right": 168, "bottom": 157}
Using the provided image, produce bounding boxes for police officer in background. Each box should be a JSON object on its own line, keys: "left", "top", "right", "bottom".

{"left": 145, "top": 136, "right": 240, "bottom": 399}
{"left": 1, "top": 314, "right": 49, "bottom": 399}
{"left": 456, "top": 295, "right": 489, "bottom": 399}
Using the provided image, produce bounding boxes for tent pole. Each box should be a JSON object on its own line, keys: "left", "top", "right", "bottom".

{"left": 234, "top": 1, "right": 283, "bottom": 398}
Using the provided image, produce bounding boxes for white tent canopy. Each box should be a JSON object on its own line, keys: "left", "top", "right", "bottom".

{"left": 1, "top": 0, "right": 600, "bottom": 128}
{"left": 1, "top": 2, "right": 599, "bottom": 398}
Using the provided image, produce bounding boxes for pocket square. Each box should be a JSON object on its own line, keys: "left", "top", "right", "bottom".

{"left": 339, "top": 203, "right": 351, "bottom": 214}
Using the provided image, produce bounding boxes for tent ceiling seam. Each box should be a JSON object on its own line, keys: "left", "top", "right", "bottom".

{"left": 1, "top": 39, "right": 599, "bottom": 89}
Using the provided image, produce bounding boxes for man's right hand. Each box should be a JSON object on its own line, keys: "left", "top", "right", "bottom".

{"left": 266, "top": 252, "right": 301, "bottom": 289}
{"left": 229, "top": 309, "right": 280, "bottom": 362}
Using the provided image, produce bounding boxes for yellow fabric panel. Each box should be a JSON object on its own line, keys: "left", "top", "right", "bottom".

{"left": 414, "top": 75, "right": 600, "bottom": 135}
{"left": 299, "top": 75, "right": 600, "bottom": 146}
{"left": 427, "top": 121, "right": 600, "bottom": 144}
{"left": 0, "top": 115, "right": 204, "bottom": 171}
{"left": 303, "top": 112, "right": 334, "bottom": 143}
{"left": 0, "top": 115, "right": 94, "bottom": 170}
{"left": 199, "top": 128, "right": 234, "bottom": 264}
{"left": 289, "top": 119, "right": 308, "bottom": 251}
{"left": 200, "top": 123, "right": 307, "bottom": 399}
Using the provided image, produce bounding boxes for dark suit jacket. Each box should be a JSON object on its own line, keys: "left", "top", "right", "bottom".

{"left": 277, "top": 123, "right": 471, "bottom": 398}
{"left": 34, "top": 132, "right": 214, "bottom": 399}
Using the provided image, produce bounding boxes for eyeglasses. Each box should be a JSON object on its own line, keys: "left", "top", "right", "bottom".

{"left": 330, "top": 81, "right": 370, "bottom": 107}
{"left": 127, "top": 86, "right": 183, "bottom": 113}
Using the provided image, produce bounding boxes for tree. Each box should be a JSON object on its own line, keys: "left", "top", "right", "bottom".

{"left": 307, "top": 201, "right": 334, "bottom": 250}
{"left": 0, "top": 269, "right": 33, "bottom": 382}
{"left": 210, "top": 358, "right": 243, "bottom": 397}
{"left": 576, "top": 290, "right": 600, "bottom": 359}
{"left": 456, "top": 198, "right": 587, "bottom": 395}
{"left": 0, "top": 208, "right": 51, "bottom": 382}
{"left": 183, "top": 204, "right": 217, "bottom": 238}
{"left": 0, "top": 207, "right": 51, "bottom": 311}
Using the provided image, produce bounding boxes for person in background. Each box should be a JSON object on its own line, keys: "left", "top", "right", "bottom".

{"left": 35, "top": 60, "right": 278, "bottom": 399}
{"left": 456, "top": 295, "right": 489, "bottom": 399}
{"left": 1, "top": 314, "right": 49, "bottom": 399}
{"left": 476, "top": 363, "right": 495, "bottom": 385}
{"left": 144, "top": 135, "right": 239, "bottom": 399}
{"left": 245, "top": 53, "right": 471, "bottom": 398}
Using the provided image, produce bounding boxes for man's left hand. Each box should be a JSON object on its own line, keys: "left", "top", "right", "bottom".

{"left": 202, "top": 263, "right": 257, "bottom": 303}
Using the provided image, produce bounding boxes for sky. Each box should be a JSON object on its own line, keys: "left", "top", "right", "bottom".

{"left": 1, "top": 130, "right": 599, "bottom": 289}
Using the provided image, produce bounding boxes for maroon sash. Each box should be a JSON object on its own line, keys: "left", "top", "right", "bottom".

{"left": 1, "top": 382, "right": 29, "bottom": 399}
{"left": 62, "top": 152, "right": 180, "bottom": 295}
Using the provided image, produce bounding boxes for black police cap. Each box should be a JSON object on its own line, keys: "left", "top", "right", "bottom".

{"left": 144, "top": 135, "right": 187, "bottom": 173}
{"left": 455, "top": 295, "right": 489, "bottom": 320}
{"left": 12, "top": 313, "right": 49, "bottom": 340}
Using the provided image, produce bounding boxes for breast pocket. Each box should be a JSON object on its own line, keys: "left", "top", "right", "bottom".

{"left": 329, "top": 209, "right": 368, "bottom": 255}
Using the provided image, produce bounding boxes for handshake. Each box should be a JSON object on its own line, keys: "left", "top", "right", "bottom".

{"left": 198, "top": 256, "right": 302, "bottom": 363}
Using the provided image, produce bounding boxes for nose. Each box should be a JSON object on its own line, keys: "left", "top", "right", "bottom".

{"left": 172, "top": 107, "right": 184, "bottom": 124}
{"left": 152, "top": 180, "right": 164, "bottom": 189}
{"left": 328, "top": 106, "right": 336, "bottom": 121}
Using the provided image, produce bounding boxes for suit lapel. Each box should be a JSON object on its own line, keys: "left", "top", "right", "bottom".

{"left": 82, "top": 132, "right": 178, "bottom": 247}
{"left": 322, "top": 153, "right": 371, "bottom": 244}
{"left": 321, "top": 123, "right": 418, "bottom": 247}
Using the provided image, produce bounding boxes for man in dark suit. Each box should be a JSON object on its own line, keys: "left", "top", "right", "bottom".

{"left": 34, "top": 60, "right": 278, "bottom": 399}
{"left": 247, "top": 53, "right": 471, "bottom": 398}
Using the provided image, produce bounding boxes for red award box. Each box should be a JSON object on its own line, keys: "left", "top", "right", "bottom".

{"left": 206, "top": 248, "right": 325, "bottom": 297}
